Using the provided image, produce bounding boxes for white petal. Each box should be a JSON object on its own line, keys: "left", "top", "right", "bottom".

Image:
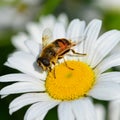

{"left": 89, "top": 81, "right": 120, "bottom": 100}
{"left": 57, "top": 13, "right": 68, "bottom": 28}
{"left": 0, "top": 81, "right": 45, "bottom": 96}
{"left": 108, "top": 100, "right": 120, "bottom": 120}
{"left": 24, "top": 40, "right": 42, "bottom": 57}
{"left": 71, "top": 98, "right": 96, "bottom": 120}
{"left": 26, "top": 22, "right": 41, "bottom": 43}
{"left": 5, "top": 51, "right": 47, "bottom": 79}
{"left": 98, "top": 72, "right": 120, "bottom": 83}
{"left": 9, "top": 93, "right": 52, "bottom": 115}
{"left": 39, "top": 15, "right": 56, "bottom": 31}
{"left": 110, "top": 42, "right": 120, "bottom": 54}
{"left": 53, "top": 22, "right": 65, "bottom": 39}
{"left": 83, "top": 19, "right": 102, "bottom": 63}
{"left": 90, "top": 30, "right": 120, "bottom": 67}
{"left": 0, "top": 73, "right": 43, "bottom": 82}
{"left": 24, "top": 101, "right": 59, "bottom": 120}
{"left": 35, "top": 112, "right": 47, "bottom": 120}
{"left": 65, "top": 55, "right": 79, "bottom": 62}
{"left": 95, "top": 104, "right": 106, "bottom": 120}
{"left": 58, "top": 102, "right": 74, "bottom": 120}
{"left": 11, "top": 32, "right": 29, "bottom": 52}
{"left": 95, "top": 54, "right": 120, "bottom": 74}
{"left": 67, "top": 19, "right": 86, "bottom": 42}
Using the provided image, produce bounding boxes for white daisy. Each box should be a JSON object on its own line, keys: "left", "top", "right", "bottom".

{"left": 1, "top": 17, "right": 120, "bottom": 120}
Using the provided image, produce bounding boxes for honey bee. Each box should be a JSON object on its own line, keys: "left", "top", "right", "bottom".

{"left": 37, "top": 28, "right": 85, "bottom": 72}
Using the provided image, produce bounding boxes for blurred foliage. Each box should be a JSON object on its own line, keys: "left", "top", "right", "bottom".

{"left": 0, "top": 0, "right": 21, "bottom": 6}
{"left": 103, "top": 10, "right": 120, "bottom": 30}
{"left": 40, "top": 0, "right": 62, "bottom": 15}
{"left": 45, "top": 106, "right": 58, "bottom": 120}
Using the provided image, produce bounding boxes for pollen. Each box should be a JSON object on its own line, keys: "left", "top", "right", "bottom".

{"left": 45, "top": 60, "right": 95, "bottom": 101}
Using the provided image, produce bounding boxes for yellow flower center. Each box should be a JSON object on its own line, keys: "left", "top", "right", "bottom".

{"left": 45, "top": 60, "right": 95, "bottom": 101}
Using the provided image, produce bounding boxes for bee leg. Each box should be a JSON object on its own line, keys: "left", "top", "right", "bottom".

{"left": 53, "top": 67, "right": 56, "bottom": 78}
{"left": 58, "top": 56, "right": 63, "bottom": 59}
{"left": 47, "top": 65, "right": 56, "bottom": 79}
{"left": 58, "top": 56, "right": 73, "bottom": 70}
{"left": 71, "top": 49, "right": 86, "bottom": 56}
{"left": 51, "top": 61, "right": 56, "bottom": 79}
{"left": 63, "top": 57, "right": 74, "bottom": 70}
{"left": 48, "top": 67, "right": 52, "bottom": 72}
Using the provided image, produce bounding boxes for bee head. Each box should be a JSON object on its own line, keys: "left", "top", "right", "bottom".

{"left": 37, "top": 57, "right": 50, "bottom": 70}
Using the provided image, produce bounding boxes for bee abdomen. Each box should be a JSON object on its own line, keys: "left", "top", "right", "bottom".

{"left": 54, "top": 39, "right": 70, "bottom": 47}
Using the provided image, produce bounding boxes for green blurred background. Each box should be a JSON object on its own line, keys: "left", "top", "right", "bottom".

{"left": 0, "top": 0, "right": 120, "bottom": 120}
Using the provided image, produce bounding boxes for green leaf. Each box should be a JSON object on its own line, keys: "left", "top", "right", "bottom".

{"left": 37, "top": 0, "right": 62, "bottom": 18}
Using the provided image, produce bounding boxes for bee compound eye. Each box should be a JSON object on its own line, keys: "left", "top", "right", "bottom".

{"left": 42, "top": 58, "right": 50, "bottom": 66}
{"left": 37, "top": 57, "right": 50, "bottom": 66}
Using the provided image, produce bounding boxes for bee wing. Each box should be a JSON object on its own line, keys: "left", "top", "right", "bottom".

{"left": 42, "top": 28, "right": 53, "bottom": 48}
